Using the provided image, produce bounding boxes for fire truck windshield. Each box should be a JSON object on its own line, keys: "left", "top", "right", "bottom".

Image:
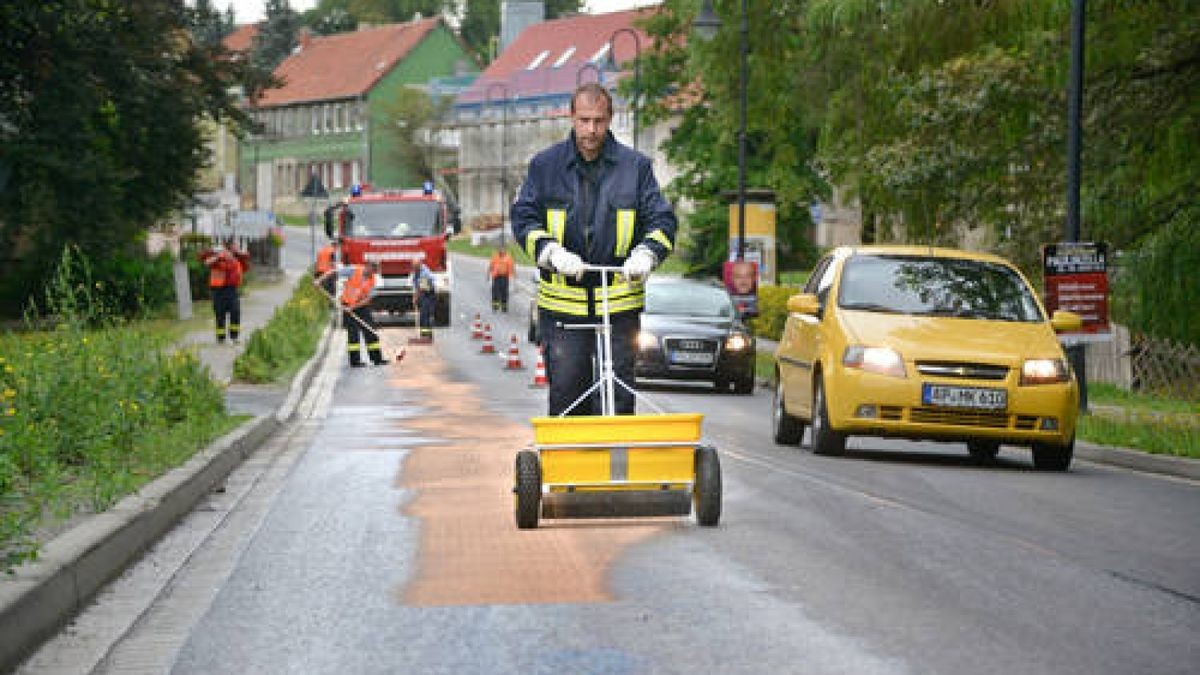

{"left": 346, "top": 201, "right": 440, "bottom": 238}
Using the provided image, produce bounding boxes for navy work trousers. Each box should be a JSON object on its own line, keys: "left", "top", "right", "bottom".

{"left": 540, "top": 308, "right": 639, "bottom": 416}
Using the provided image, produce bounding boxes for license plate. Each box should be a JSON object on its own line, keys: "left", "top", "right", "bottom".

{"left": 922, "top": 384, "right": 1007, "bottom": 410}
{"left": 670, "top": 351, "right": 714, "bottom": 365}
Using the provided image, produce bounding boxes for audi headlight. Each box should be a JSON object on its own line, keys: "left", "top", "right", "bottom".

{"left": 724, "top": 333, "right": 751, "bottom": 351}
{"left": 1020, "top": 358, "right": 1068, "bottom": 385}
{"left": 636, "top": 331, "right": 659, "bottom": 350}
{"left": 842, "top": 345, "right": 906, "bottom": 378}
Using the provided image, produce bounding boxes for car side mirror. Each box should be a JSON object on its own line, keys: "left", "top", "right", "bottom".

{"left": 1050, "top": 309, "right": 1083, "bottom": 332}
{"left": 787, "top": 293, "right": 821, "bottom": 316}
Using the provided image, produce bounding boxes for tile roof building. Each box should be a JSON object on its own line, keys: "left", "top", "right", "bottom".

{"left": 452, "top": 8, "right": 680, "bottom": 234}
{"left": 241, "top": 17, "right": 478, "bottom": 215}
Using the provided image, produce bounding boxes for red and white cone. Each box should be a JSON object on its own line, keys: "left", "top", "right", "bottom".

{"left": 480, "top": 324, "right": 495, "bottom": 354}
{"left": 470, "top": 313, "right": 483, "bottom": 339}
{"left": 504, "top": 334, "right": 523, "bottom": 370}
{"left": 529, "top": 346, "right": 548, "bottom": 387}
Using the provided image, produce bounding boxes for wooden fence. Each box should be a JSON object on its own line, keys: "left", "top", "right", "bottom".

{"left": 1085, "top": 324, "right": 1200, "bottom": 400}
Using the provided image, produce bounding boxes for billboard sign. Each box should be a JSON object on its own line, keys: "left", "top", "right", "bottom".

{"left": 1042, "top": 241, "right": 1111, "bottom": 342}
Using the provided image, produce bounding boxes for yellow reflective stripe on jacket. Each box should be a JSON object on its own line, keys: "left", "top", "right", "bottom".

{"left": 614, "top": 209, "right": 636, "bottom": 257}
{"left": 525, "top": 230, "right": 553, "bottom": 260}
{"left": 547, "top": 209, "right": 566, "bottom": 242}
{"left": 647, "top": 229, "right": 674, "bottom": 251}
{"left": 537, "top": 277, "right": 645, "bottom": 315}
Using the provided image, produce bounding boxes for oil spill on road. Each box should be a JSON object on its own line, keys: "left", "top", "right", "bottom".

{"left": 388, "top": 336, "right": 675, "bottom": 607}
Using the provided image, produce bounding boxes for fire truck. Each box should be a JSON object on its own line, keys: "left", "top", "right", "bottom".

{"left": 324, "top": 183, "right": 458, "bottom": 325}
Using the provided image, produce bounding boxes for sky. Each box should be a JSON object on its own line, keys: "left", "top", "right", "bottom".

{"left": 211, "top": 1, "right": 660, "bottom": 24}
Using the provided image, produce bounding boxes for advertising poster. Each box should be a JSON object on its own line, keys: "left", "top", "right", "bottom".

{"left": 1042, "top": 241, "right": 1111, "bottom": 342}
{"left": 724, "top": 260, "right": 759, "bottom": 317}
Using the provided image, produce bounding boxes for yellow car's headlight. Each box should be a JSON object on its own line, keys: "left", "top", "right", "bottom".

{"left": 636, "top": 331, "right": 659, "bottom": 350}
{"left": 842, "top": 345, "right": 906, "bottom": 378}
{"left": 1021, "top": 358, "right": 1069, "bottom": 385}
{"left": 724, "top": 333, "right": 751, "bottom": 351}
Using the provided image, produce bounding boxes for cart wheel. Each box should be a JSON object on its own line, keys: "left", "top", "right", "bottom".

{"left": 514, "top": 450, "right": 541, "bottom": 529}
{"left": 693, "top": 445, "right": 722, "bottom": 527}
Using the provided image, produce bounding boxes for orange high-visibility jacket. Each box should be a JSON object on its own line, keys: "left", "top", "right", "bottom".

{"left": 488, "top": 252, "right": 514, "bottom": 279}
{"left": 201, "top": 248, "right": 249, "bottom": 288}
{"left": 315, "top": 246, "right": 335, "bottom": 276}
{"left": 341, "top": 265, "right": 376, "bottom": 308}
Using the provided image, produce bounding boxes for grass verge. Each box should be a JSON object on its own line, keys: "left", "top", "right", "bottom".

{"left": 0, "top": 266, "right": 239, "bottom": 570}
{"left": 233, "top": 275, "right": 329, "bottom": 384}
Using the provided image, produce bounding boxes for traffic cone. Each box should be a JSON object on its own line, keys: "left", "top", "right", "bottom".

{"left": 470, "top": 313, "right": 483, "bottom": 339}
{"left": 504, "top": 334, "right": 523, "bottom": 370}
{"left": 529, "top": 346, "right": 548, "bottom": 387}
{"left": 480, "top": 324, "right": 495, "bottom": 354}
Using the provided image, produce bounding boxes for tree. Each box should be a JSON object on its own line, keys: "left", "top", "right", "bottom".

{"left": 377, "top": 87, "right": 453, "bottom": 187}
{"left": 635, "top": 0, "right": 823, "bottom": 275}
{"left": 190, "top": 0, "right": 234, "bottom": 48}
{"left": 252, "top": 0, "right": 302, "bottom": 72}
{"left": 0, "top": 0, "right": 262, "bottom": 315}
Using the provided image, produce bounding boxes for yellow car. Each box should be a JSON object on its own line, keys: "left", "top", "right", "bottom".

{"left": 773, "top": 245, "right": 1083, "bottom": 470}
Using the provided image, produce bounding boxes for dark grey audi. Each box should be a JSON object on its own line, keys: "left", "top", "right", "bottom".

{"left": 634, "top": 278, "right": 757, "bottom": 394}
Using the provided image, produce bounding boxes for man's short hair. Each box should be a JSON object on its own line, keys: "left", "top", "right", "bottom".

{"left": 570, "top": 83, "right": 612, "bottom": 117}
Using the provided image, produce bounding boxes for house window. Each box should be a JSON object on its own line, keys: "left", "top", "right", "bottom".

{"left": 526, "top": 49, "right": 550, "bottom": 70}
{"left": 552, "top": 47, "right": 576, "bottom": 68}
{"left": 589, "top": 44, "right": 610, "bottom": 64}
{"left": 311, "top": 106, "right": 320, "bottom": 135}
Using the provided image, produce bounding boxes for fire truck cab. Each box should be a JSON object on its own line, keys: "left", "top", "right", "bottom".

{"left": 324, "top": 183, "right": 457, "bottom": 325}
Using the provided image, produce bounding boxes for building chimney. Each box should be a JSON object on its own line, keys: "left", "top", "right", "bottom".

{"left": 501, "top": 1, "right": 544, "bottom": 53}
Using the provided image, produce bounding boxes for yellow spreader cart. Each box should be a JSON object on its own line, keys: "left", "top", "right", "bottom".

{"left": 514, "top": 266, "right": 722, "bottom": 529}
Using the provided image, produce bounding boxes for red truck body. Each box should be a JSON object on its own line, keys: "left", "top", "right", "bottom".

{"left": 326, "top": 185, "right": 456, "bottom": 324}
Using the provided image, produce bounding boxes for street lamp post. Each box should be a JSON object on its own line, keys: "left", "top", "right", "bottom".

{"left": 608, "top": 28, "right": 642, "bottom": 152}
{"left": 693, "top": 0, "right": 747, "bottom": 261}
{"left": 484, "top": 82, "right": 511, "bottom": 247}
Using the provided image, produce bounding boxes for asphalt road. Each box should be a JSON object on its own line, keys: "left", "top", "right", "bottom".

{"left": 19, "top": 254, "right": 1199, "bottom": 674}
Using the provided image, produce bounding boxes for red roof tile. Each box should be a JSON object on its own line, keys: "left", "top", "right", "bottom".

{"left": 253, "top": 18, "right": 441, "bottom": 108}
{"left": 223, "top": 23, "right": 258, "bottom": 54}
{"left": 460, "top": 9, "right": 658, "bottom": 105}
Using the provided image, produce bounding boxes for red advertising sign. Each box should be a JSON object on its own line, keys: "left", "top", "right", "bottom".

{"left": 1042, "top": 242, "right": 1111, "bottom": 340}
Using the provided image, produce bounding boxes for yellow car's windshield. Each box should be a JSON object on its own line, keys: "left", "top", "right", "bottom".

{"left": 838, "top": 255, "right": 1043, "bottom": 322}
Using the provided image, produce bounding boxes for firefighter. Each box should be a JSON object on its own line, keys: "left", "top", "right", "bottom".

{"left": 412, "top": 259, "right": 437, "bottom": 341}
{"left": 199, "top": 238, "right": 251, "bottom": 345}
{"left": 314, "top": 242, "right": 337, "bottom": 298}
{"left": 316, "top": 260, "right": 388, "bottom": 367}
{"left": 511, "top": 83, "right": 677, "bottom": 416}
{"left": 487, "top": 246, "right": 515, "bottom": 312}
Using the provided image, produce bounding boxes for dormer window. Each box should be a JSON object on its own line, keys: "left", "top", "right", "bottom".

{"left": 526, "top": 49, "right": 550, "bottom": 70}
{"left": 552, "top": 47, "right": 576, "bottom": 68}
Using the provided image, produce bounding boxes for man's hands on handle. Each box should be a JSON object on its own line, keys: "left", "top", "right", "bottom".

{"left": 540, "top": 243, "right": 586, "bottom": 280}
{"left": 621, "top": 245, "right": 658, "bottom": 282}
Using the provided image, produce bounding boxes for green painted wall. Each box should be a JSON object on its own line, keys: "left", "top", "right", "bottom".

{"left": 368, "top": 24, "right": 477, "bottom": 187}
{"left": 241, "top": 22, "right": 477, "bottom": 206}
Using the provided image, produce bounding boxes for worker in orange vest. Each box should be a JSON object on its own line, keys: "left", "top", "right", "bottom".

{"left": 199, "top": 238, "right": 251, "bottom": 344}
{"left": 314, "top": 242, "right": 337, "bottom": 297}
{"left": 487, "top": 246, "right": 515, "bottom": 312}
{"left": 315, "top": 260, "right": 388, "bottom": 367}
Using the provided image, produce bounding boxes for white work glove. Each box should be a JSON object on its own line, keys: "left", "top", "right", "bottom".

{"left": 621, "top": 245, "right": 658, "bottom": 282}
{"left": 539, "top": 243, "right": 586, "bottom": 280}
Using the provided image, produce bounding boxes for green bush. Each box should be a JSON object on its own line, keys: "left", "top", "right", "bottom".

{"left": 0, "top": 255, "right": 231, "bottom": 570}
{"left": 1112, "top": 214, "right": 1199, "bottom": 346}
{"left": 233, "top": 277, "right": 328, "bottom": 383}
{"left": 750, "top": 284, "right": 802, "bottom": 341}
